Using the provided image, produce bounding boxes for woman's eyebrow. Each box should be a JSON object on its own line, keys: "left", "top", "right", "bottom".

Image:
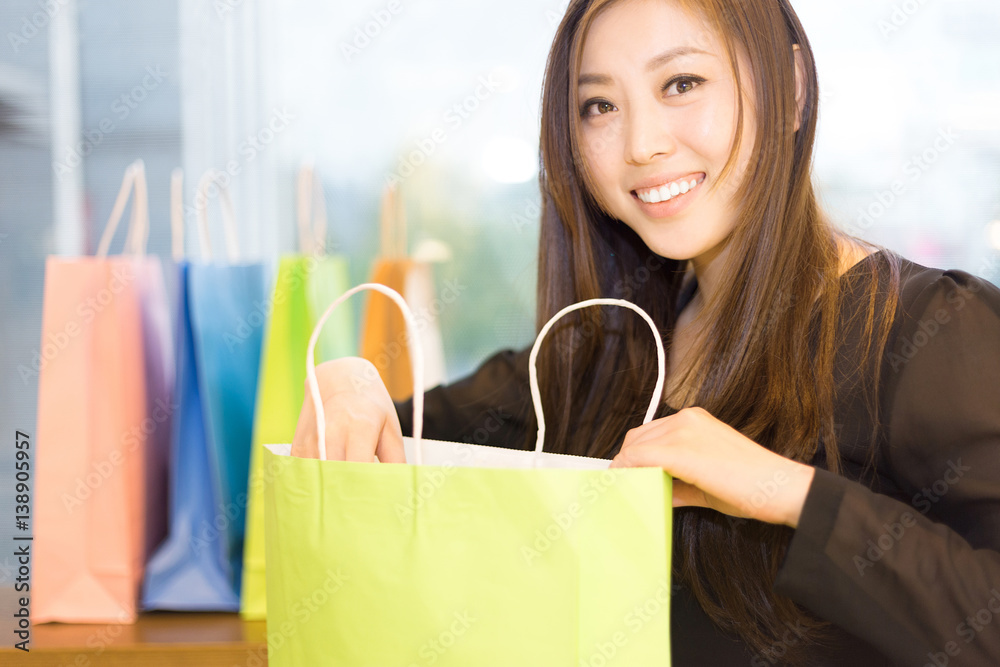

{"left": 578, "top": 46, "right": 710, "bottom": 86}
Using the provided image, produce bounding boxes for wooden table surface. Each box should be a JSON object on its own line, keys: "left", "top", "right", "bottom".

{"left": 0, "top": 613, "right": 268, "bottom": 666}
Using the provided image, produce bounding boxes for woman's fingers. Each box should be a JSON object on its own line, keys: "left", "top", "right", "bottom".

{"left": 341, "top": 406, "right": 383, "bottom": 462}
{"left": 375, "top": 409, "right": 407, "bottom": 463}
{"left": 611, "top": 425, "right": 681, "bottom": 469}
{"left": 291, "top": 386, "right": 320, "bottom": 458}
{"left": 291, "top": 357, "right": 399, "bottom": 462}
{"left": 671, "top": 478, "right": 709, "bottom": 509}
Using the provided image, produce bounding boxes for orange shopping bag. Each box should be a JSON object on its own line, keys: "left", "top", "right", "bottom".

{"left": 32, "top": 160, "right": 172, "bottom": 623}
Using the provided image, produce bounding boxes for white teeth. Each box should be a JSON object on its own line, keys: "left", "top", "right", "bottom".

{"left": 637, "top": 176, "right": 703, "bottom": 203}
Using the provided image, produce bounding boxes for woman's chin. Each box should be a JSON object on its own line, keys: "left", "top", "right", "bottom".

{"left": 632, "top": 234, "right": 712, "bottom": 264}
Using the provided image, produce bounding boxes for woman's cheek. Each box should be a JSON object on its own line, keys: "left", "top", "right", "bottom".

{"left": 581, "top": 137, "right": 620, "bottom": 201}
{"left": 679, "top": 99, "right": 731, "bottom": 163}
{"left": 581, "top": 119, "right": 622, "bottom": 167}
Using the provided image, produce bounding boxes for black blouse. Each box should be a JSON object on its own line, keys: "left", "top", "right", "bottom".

{"left": 395, "top": 251, "right": 1000, "bottom": 666}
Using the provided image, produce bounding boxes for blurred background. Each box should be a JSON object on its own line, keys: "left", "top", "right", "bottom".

{"left": 1, "top": 0, "right": 999, "bottom": 617}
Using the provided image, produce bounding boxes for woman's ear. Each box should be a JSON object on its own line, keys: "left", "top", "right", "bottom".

{"left": 792, "top": 44, "right": 806, "bottom": 132}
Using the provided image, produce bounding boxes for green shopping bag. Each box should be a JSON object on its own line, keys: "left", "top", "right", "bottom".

{"left": 240, "top": 165, "right": 354, "bottom": 618}
{"left": 263, "top": 284, "right": 673, "bottom": 666}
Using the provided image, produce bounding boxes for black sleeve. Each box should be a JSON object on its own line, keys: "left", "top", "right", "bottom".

{"left": 774, "top": 269, "right": 1000, "bottom": 665}
{"left": 393, "top": 347, "right": 534, "bottom": 449}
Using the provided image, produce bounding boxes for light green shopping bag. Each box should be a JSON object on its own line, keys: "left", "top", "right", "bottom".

{"left": 240, "top": 166, "right": 354, "bottom": 618}
{"left": 263, "top": 284, "right": 673, "bottom": 666}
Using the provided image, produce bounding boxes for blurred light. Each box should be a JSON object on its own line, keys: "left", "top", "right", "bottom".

{"left": 989, "top": 221, "right": 1000, "bottom": 251}
{"left": 412, "top": 238, "right": 452, "bottom": 263}
{"left": 482, "top": 137, "right": 536, "bottom": 184}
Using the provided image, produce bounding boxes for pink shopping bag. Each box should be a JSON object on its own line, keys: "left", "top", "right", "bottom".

{"left": 32, "top": 160, "right": 172, "bottom": 623}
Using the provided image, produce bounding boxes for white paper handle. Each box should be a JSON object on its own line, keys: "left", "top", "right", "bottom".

{"left": 96, "top": 159, "right": 149, "bottom": 258}
{"left": 194, "top": 169, "right": 240, "bottom": 263}
{"left": 528, "top": 299, "right": 666, "bottom": 454}
{"left": 307, "top": 284, "right": 425, "bottom": 463}
{"left": 379, "top": 182, "right": 406, "bottom": 258}
{"left": 170, "top": 168, "right": 185, "bottom": 261}
{"left": 297, "top": 163, "right": 328, "bottom": 255}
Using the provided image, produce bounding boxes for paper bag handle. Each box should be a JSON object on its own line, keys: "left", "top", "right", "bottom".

{"left": 307, "top": 283, "right": 425, "bottom": 463}
{"left": 170, "top": 168, "right": 185, "bottom": 261}
{"left": 379, "top": 182, "right": 406, "bottom": 259}
{"left": 195, "top": 169, "right": 240, "bottom": 263}
{"left": 297, "top": 163, "right": 328, "bottom": 256}
{"left": 96, "top": 159, "right": 149, "bottom": 258}
{"left": 528, "top": 299, "right": 666, "bottom": 454}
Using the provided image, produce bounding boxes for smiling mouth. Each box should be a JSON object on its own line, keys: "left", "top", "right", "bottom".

{"left": 632, "top": 174, "right": 706, "bottom": 204}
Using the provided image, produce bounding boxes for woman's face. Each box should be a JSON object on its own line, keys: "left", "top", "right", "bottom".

{"left": 577, "top": 0, "right": 756, "bottom": 264}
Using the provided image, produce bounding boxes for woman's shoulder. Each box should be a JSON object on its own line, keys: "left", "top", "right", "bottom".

{"left": 861, "top": 249, "right": 1000, "bottom": 376}
{"left": 850, "top": 249, "right": 1000, "bottom": 322}
{"left": 894, "top": 252, "right": 1000, "bottom": 312}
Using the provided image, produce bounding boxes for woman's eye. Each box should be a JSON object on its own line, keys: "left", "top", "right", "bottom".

{"left": 664, "top": 76, "right": 704, "bottom": 97}
{"left": 581, "top": 100, "right": 616, "bottom": 117}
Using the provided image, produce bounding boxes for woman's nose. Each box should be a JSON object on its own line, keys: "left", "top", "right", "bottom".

{"left": 623, "top": 100, "right": 678, "bottom": 165}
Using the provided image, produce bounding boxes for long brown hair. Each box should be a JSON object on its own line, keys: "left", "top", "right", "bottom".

{"left": 533, "top": 0, "right": 900, "bottom": 660}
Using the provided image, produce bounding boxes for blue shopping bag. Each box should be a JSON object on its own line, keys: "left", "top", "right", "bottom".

{"left": 142, "top": 169, "right": 266, "bottom": 609}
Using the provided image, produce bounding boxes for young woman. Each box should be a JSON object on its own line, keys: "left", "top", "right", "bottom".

{"left": 292, "top": 0, "right": 1000, "bottom": 663}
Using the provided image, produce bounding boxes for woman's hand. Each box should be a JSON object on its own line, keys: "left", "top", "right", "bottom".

{"left": 610, "top": 407, "right": 816, "bottom": 528}
{"left": 291, "top": 357, "right": 407, "bottom": 463}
